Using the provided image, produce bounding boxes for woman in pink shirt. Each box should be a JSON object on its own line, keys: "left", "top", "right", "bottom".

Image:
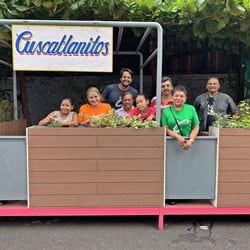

{"left": 128, "top": 94, "right": 156, "bottom": 121}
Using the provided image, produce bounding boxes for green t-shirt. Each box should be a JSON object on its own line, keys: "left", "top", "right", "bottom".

{"left": 161, "top": 104, "right": 200, "bottom": 136}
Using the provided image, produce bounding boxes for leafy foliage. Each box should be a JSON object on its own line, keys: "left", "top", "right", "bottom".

{"left": 212, "top": 100, "right": 250, "bottom": 128}
{"left": 0, "top": 99, "right": 13, "bottom": 122}
{"left": 1, "top": 0, "right": 250, "bottom": 53}
{"left": 90, "top": 109, "right": 157, "bottom": 128}
{"left": 0, "top": 0, "right": 29, "bottom": 19}
{"left": 47, "top": 120, "right": 63, "bottom": 127}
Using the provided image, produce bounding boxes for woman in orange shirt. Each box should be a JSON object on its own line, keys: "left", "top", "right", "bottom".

{"left": 78, "top": 87, "right": 111, "bottom": 127}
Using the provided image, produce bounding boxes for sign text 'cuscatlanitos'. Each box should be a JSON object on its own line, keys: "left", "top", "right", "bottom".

{"left": 12, "top": 25, "right": 113, "bottom": 72}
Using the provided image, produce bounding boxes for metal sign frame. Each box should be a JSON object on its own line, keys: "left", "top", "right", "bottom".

{"left": 0, "top": 19, "right": 163, "bottom": 125}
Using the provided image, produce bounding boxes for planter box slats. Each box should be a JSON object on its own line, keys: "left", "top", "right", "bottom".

{"left": 0, "top": 119, "right": 26, "bottom": 136}
{"left": 216, "top": 128, "right": 250, "bottom": 207}
{"left": 218, "top": 183, "right": 250, "bottom": 193}
{"left": 219, "top": 136, "right": 250, "bottom": 147}
{"left": 219, "top": 148, "right": 250, "bottom": 160}
{"left": 29, "top": 171, "right": 162, "bottom": 183}
{"left": 28, "top": 147, "right": 163, "bottom": 160}
{"left": 219, "top": 171, "right": 250, "bottom": 182}
{"left": 29, "top": 159, "right": 163, "bottom": 171}
{"left": 219, "top": 160, "right": 250, "bottom": 170}
{"left": 97, "top": 159, "right": 163, "bottom": 170}
{"left": 28, "top": 135, "right": 163, "bottom": 148}
{"left": 30, "top": 183, "right": 97, "bottom": 195}
{"left": 29, "top": 194, "right": 163, "bottom": 208}
{"left": 97, "top": 183, "right": 163, "bottom": 194}
{"left": 97, "top": 136, "right": 163, "bottom": 147}
{"left": 28, "top": 127, "right": 165, "bottom": 208}
{"left": 219, "top": 128, "right": 250, "bottom": 136}
{"left": 28, "top": 127, "right": 162, "bottom": 136}
{"left": 218, "top": 194, "right": 250, "bottom": 207}
{"left": 29, "top": 159, "right": 97, "bottom": 171}
{"left": 29, "top": 183, "right": 163, "bottom": 195}
{"left": 28, "top": 135, "right": 98, "bottom": 147}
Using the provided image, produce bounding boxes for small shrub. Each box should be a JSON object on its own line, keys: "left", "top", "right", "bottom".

{"left": 47, "top": 120, "right": 63, "bottom": 127}
{"left": 91, "top": 109, "right": 157, "bottom": 128}
{"left": 0, "top": 99, "right": 14, "bottom": 122}
{"left": 212, "top": 100, "right": 250, "bottom": 128}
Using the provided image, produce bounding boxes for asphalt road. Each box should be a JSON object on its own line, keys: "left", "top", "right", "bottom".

{"left": 0, "top": 215, "right": 249, "bottom": 250}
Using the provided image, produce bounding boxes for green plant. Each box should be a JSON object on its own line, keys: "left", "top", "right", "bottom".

{"left": 90, "top": 109, "right": 157, "bottom": 128}
{"left": 0, "top": 99, "right": 14, "bottom": 122}
{"left": 90, "top": 109, "right": 122, "bottom": 128}
{"left": 212, "top": 100, "right": 250, "bottom": 128}
{"left": 47, "top": 120, "right": 63, "bottom": 127}
{"left": 119, "top": 115, "right": 158, "bottom": 128}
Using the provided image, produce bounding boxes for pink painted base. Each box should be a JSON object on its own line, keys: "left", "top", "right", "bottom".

{"left": 162, "top": 205, "right": 250, "bottom": 215}
{"left": 2, "top": 204, "right": 250, "bottom": 231}
{"left": 0, "top": 206, "right": 164, "bottom": 230}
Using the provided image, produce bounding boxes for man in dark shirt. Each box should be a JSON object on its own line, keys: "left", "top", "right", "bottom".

{"left": 194, "top": 77, "right": 238, "bottom": 133}
{"left": 102, "top": 68, "right": 138, "bottom": 109}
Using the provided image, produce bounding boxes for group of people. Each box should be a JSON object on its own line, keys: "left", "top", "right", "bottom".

{"left": 159, "top": 75, "right": 237, "bottom": 150}
{"left": 38, "top": 68, "right": 156, "bottom": 128}
{"left": 38, "top": 68, "right": 238, "bottom": 150}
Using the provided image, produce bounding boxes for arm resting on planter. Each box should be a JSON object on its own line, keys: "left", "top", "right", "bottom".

{"left": 165, "top": 124, "right": 199, "bottom": 150}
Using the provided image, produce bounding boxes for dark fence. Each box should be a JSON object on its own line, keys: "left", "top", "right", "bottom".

{"left": 164, "top": 36, "right": 240, "bottom": 74}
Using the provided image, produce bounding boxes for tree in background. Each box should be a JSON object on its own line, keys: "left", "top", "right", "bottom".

{"left": 1, "top": 0, "right": 250, "bottom": 54}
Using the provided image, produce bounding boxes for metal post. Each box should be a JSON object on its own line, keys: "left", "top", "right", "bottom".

{"left": 155, "top": 24, "right": 163, "bottom": 126}
{"left": 13, "top": 70, "right": 18, "bottom": 120}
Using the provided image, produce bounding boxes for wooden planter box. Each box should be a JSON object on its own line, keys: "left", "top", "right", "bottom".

{"left": 27, "top": 127, "right": 165, "bottom": 208}
{"left": 0, "top": 119, "right": 26, "bottom": 136}
{"left": 210, "top": 127, "right": 250, "bottom": 207}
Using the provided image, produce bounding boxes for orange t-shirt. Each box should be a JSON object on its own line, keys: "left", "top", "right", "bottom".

{"left": 78, "top": 103, "right": 112, "bottom": 123}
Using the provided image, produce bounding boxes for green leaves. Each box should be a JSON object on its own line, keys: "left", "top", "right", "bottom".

{"left": 205, "top": 20, "right": 218, "bottom": 34}
{"left": 1, "top": 0, "right": 250, "bottom": 54}
{"left": 32, "top": 0, "right": 42, "bottom": 7}
{"left": 47, "top": 120, "right": 63, "bottom": 127}
{"left": 212, "top": 100, "right": 250, "bottom": 128}
{"left": 0, "top": 0, "right": 29, "bottom": 18}
{"left": 0, "top": 99, "right": 14, "bottom": 122}
{"left": 90, "top": 109, "right": 157, "bottom": 128}
{"left": 228, "top": 3, "right": 246, "bottom": 16}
